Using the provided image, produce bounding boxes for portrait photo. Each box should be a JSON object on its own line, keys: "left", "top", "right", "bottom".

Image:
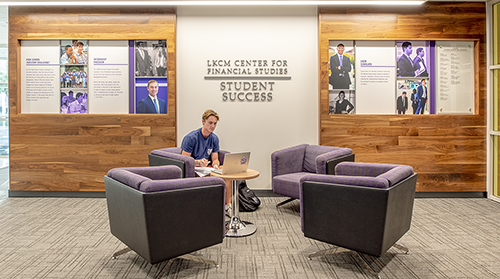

{"left": 329, "top": 89, "right": 355, "bottom": 115}
{"left": 135, "top": 78, "right": 167, "bottom": 114}
{"left": 328, "top": 40, "right": 355, "bottom": 90}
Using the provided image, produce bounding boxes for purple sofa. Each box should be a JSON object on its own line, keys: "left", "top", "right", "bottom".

{"left": 104, "top": 165, "right": 226, "bottom": 266}
{"left": 149, "top": 147, "right": 230, "bottom": 178}
{"left": 271, "top": 144, "right": 354, "bottom": 207}
{"left": 301, "top": 162, "right": 417, "bottom": 278}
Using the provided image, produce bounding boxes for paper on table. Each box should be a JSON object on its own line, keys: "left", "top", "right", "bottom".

{"left": 195, "top": 167, "right": 217, "bottom": 177}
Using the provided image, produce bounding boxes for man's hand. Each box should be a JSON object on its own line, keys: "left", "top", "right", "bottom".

{"left": 199, "top": 158, "right": 209, "bottom": 167}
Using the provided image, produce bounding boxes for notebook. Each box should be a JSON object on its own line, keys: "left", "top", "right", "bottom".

{"left": 212, "top": 152, "right": 251, "bottom": 175}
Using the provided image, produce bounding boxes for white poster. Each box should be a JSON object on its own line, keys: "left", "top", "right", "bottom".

{"left": 435, "top": 41, "right": 474, "bottom": 114}
{"left": 88, "top": 40, "right": 129, "bottom": 114}
{"left": 355, "top": 41, "right": 397, "bottom": 114}
{"left": 21, "top": 41, "right": 60, "bottom": 113}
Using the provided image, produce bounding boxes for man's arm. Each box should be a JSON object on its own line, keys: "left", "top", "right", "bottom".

{"left": 211, "top": 152, "right": 220, "bottom": 169}
{"left": 181, "top": 150, "right": 209, "bottom": 167}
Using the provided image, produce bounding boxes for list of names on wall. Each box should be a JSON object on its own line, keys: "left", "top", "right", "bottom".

{"left": 436, "top": 41, "right": 474, "bottom": 114}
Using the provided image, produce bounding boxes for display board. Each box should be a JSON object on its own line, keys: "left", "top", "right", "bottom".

{"left": 327, "top": 40, "right": 475, "bottom": 115}
{"left": 20, "top": 39, "right": 167, "bottom": 115}
{"left": 435, "top": 41, "right": 474, "bottom": 114}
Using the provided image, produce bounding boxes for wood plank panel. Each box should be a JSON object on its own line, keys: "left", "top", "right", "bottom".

{"left": 9, "top": 7, "right": 177, "bottom": 192}
{"left": 319, "top": 2, "right": 487, "bottom": 192}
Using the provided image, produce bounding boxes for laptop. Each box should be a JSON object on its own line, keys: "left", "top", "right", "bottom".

{"left": 212, "top": 152, "right": 251, "bottom": 175}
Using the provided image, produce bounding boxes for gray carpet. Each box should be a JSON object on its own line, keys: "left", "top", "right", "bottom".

{"left": 0, "top": 195, "right": 499, "bottom": 278}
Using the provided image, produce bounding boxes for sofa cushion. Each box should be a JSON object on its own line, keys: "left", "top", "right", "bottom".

{"left": 107, "top": 168, "right": 150, "bottom": 190}
{"left": 273, "top": 172, "right": 311, "bottom": 199}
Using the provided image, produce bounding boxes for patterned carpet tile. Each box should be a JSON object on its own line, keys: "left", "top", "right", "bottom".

{"left": 0, "top": 197, "right": 500, "bottom": 278}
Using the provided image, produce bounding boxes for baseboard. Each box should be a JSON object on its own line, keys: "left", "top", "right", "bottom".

{"left": 9, "top": 190, "right": 106, "bottom": 198}
{"left": 415, "top": 192, "right": 487, "bottom": 198}
{"left": 253, "top": 190, "right": 282, "bottom": 197}
{"left": 7, "top": 190, "right": 488, "bottom": 199}
{"left": 254, "top": 190, "right": 488, "bottom": 198}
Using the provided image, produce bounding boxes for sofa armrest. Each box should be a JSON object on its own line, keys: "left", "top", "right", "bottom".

{"left": 335, "top": 162, "right": 402, "bottom": 177}
{"left": 140, "top": 177, "right": 226, "bottom": 193}
{"left": 302, "top": 173, "right": 390, "bottom": 189}
{"left": 150, "top": 150, "right": 196, "bottom": 177}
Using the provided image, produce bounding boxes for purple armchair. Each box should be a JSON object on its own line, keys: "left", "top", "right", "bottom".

{"left": 301, "top": 162, "right": 417, "bottom": 278}
{"left": 271, "top": 144, "right": 354, "bottom": 207}
{"left": 104, "top": 165, "right": 226, "bottom": 268}
{"left": 149, "top": 147, "right": 230, "bottom": 178}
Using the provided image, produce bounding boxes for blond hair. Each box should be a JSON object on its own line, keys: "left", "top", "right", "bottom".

{"left": 147, "top": 79, "right": 158, "bottom": 87}
{"left": 202, "top": 109, "right": 219, "bottom": 121}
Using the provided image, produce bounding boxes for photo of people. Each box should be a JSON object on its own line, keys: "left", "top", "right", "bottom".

{"left": 396, "top": 91, "right": 408, "bottom": 114}
{"left": 328, "top": 41, "right": 355, "bottom": 90}
{"left": 135, "top": 78, "right": 167, "bottom": 114}
{"left": 397, "top": 79, "right": 429, "bottom": 114}
{"left": 60, "top": 66, "right": 88, "bottom": 88}
{"left": 135, "top": 40, "right": 167, "bottom": 77}
{"left": 60, "top": 40, "right": 88, "bottom": 65}
{"left": 60, "top": 90, "right": 88, "bottom": 114}
{"left": 329, "top": 89, "right": 355, "bottom": 115}
{"left": 396, "top": 41, "right": 429, "bottom": 78}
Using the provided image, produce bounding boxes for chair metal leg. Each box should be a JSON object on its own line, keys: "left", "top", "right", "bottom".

{"left": 352, "top": 251, "right": 381, "bottom": 279}
{"left": 307, "top": 246, "right": 340, "bottom": 260}
{"left": 155, "top": 259, "right": 174, "bottom": 279}
{"left": 307, "top": 242, "right": 409, "bottom": 279}
{"left": 111, "top": 247, "right": 132, "bottom": 259}
{"left": 155, "top": 254, "right": 219, "bottom": 278}
{"left": 393, "top": 243, "right": 410, "bottom": 255}
{"left": 178, "top": 254, "right": 219, "bottom": 267}
{"left": 276, "top": 197, "right": 296, "bottom": 208}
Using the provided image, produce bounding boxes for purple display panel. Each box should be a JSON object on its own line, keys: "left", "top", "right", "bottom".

{"left": 129, "top": 40, "right": 135, "bottom": 114}
{"left": 429, "top": 41, "right": 435, "bottom": 115}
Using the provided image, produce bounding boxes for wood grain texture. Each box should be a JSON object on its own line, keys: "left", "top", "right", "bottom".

{"left": 9, "top": 7, "right": 177, "bottom": 192}
{"left": 319, "top": 2, "right": 487, "bottom": 192}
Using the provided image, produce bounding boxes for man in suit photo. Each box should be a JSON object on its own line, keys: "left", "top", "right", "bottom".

{"left": 329, "top": 43, "right": 352, "bottom": 89}
{"left": 135, "top": 41, "right": 153, "bottom": 76}
{"left": 397, "top": 41, "right": 418, "bottom": 77}
{"left": 413, "top": 47, "right": 429, "bottom": 77}
{"left": 416, "top": 79, "right": 428, "bottom": 114}
{"left": 136, "top": 80, "right": 167, "bottom": 114}
{"left": 397, "top": 91, "right": 408, "bottom": 114}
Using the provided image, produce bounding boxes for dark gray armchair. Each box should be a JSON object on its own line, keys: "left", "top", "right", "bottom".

{"left": 301, "top": 162, "right": 417, "bottom": 278}
{"left": 149, "top": 147, "right": 230, "bottom": 178}
{"left": 271, "top": 144, "right": 354, "bottom": 207}
{"left": 104, "top": 165, "right": 226, "bottom": 269}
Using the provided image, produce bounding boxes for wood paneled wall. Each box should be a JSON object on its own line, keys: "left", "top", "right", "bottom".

{"left": 319, "top": 2, "right": 487, "bottom": 192}
{"left": 8, "top": 7, "right": 176, "bottom": 192}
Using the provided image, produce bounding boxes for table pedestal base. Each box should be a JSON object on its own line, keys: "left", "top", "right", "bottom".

{"left": 225, "top": 216, "right": 257, "bottom": 237}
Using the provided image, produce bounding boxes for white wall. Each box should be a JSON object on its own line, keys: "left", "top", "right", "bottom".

{"left": 177, "top": 6, "right": 319, "bottom": 190}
